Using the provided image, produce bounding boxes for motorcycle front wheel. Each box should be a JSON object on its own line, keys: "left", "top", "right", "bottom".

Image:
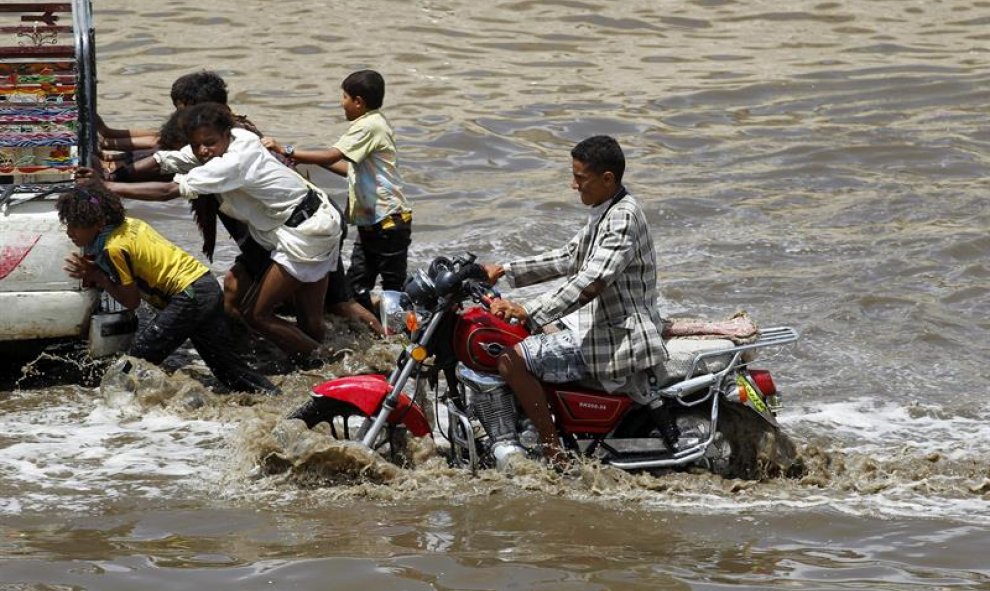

{"left": 287, "top": 396, "right": 411, "bottom": 462}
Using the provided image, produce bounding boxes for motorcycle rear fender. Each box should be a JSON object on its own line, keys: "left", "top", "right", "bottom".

{"left": 310, "top": 374, "right": 431, "bottom": 437}
{"left": 731, "top": 373, "right": 780, "bottom": 428}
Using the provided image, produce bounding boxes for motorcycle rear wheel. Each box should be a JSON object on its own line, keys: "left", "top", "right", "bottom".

{"left": 617, "top": 403, "right": 801, "bottom": 479}
{"left": 674, "top": 409, "right": 734, "bottom": 475}
{"left": 713, "top": 403, "right": 803, "bottom": 479}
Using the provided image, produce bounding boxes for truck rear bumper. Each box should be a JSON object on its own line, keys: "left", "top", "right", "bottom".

{"left": 0, "top": 290, "right": 98, "bottom": 341}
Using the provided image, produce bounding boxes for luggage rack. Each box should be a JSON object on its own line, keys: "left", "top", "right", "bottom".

{"left": 0, "top": 0, "right": 96, "bottom": 191}
{"left": 685, "top": 326, "right": 799, "bottom": 378}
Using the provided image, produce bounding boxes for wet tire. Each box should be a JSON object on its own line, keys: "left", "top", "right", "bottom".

{"left": 288, "top": 396, "right": 365, "bottom": 431}
{"left": 713, "top": 403, "right": 803, "bottom": 479}
{"left": 287, "top": 396, "right": 411, "bottom": 462}
{"left": 635, "top": 404, "right": 803, "bottom": 479}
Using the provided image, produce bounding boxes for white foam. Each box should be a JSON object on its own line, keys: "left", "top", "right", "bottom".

{"left": 4, "top": 380, "right": 988, "bottom": 524}
{"left": 643, "top": 489, "right": 990, "bottom": 526}
{"left": 782, "top": 396, "right": 990, "bottom": 454}
{"left": 748, "top": 396, "right": 990, "bottom": 522}
{"left": 0, "top": 390, "right": 229, "bottom": 515}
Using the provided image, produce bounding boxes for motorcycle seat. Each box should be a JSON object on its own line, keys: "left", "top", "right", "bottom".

{"left": 662, "top": 337, "right": 736, "bottom": 379}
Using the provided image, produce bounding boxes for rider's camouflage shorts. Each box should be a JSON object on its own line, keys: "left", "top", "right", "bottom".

{"left": 518, "top": 328, "right": 590, "bottom": 383}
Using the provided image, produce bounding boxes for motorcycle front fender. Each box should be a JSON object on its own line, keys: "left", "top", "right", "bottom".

{"left": 310, "top": 374, "right": 431, "bottom": 437}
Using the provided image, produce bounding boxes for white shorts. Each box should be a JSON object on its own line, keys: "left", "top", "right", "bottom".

{"left": 271, "top": 251, "right": 337, "bottom": 283}
{"left": 518, "top": 329, "right": 590, "bottom": 383}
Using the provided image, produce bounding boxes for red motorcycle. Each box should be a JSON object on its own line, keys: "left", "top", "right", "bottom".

{"left": 289, "top": 253, "right": 802, "bottom": 478}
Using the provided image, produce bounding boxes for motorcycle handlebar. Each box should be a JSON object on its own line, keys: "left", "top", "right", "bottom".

{"left": 450, "top": 257, "right": 504, "bottom": 308}
{"left": 427, "top": 254, "right": 501, "bottom": 306}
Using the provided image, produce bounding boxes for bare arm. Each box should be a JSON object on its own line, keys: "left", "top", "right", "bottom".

{"left": 105, "top": 180, "right": 182, "bottom": 202}
{"left": 107, "top": 154, "right": 167, "bottom": 182}
{"left": 78, "top": 165, "right": 180, "bottom": 201}
{"left": 132, "top": 153, "right": 164, "bottom": 178}
{"left": 262, "top": 137, "right": 348, "bottom": 168}
{"left": 102, "top": 134, "right": 159, "bottom": 151}
{"left": 320, "top": 161, "right": 349, "bottom": 177}
{"left": 96, "top": 114, "right": 159, "bottom": 143}
{"left": 293, "top": 147, "right": 346, "bottom": 167}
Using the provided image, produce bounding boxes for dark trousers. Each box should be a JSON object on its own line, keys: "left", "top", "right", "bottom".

{"left": 129, "top": 274, "right": 277, "bottom": 394}
{"left": 347, "top": 223, "right": 412, "bottom": 311}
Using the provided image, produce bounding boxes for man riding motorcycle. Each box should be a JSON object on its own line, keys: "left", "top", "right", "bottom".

{"left": 482, "top": 135, "right": 669, "bottom": 466}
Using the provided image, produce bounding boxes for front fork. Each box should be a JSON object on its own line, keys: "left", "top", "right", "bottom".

{"left": 359, "top": 308, "right": 448, "bottom": 448}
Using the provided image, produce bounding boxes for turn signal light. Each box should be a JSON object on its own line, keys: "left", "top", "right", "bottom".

{"left": 410, "top": 345, "right": 429, "bottom": 362}
{"left": 405, "top": 310, "right": 419, "bottom": 333}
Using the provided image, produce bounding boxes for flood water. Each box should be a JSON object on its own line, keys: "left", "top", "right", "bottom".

{"left": 2, "top": 0, "right": 989, "bottom": 589}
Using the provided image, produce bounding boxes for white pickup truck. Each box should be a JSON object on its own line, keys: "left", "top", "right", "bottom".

{"left": 1, "top": 0, "right": 133, "bottom": 357}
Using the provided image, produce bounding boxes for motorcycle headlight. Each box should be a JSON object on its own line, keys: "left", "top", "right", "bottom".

{"left": 404, "top": 269, "right": 439, "bottom": 309}
{"left": 379, "top": 290, "right": 415, "bottom": 336}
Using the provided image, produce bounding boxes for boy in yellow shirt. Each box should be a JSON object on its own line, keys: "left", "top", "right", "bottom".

{"left": 58, "top": 188, "right": 278, "bottom": 395}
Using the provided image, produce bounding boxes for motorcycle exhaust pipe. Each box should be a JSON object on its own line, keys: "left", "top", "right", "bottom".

{"left": 491, "top": 441, "right": 527, "bottom": 471}
{"left": 660, "top": 373, "right": 716, "bottom": 398}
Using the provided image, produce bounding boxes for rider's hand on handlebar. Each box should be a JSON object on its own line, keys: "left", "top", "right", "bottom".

{"left": 490, "top": 298, "right": 528, "bottom": 323}
{"left": 480, "top": 263, "right": 505, "bottom": 286}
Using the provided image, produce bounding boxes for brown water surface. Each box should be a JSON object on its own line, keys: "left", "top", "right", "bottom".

{"left": 2, "top": 0, "right": 989, "bottom": 589}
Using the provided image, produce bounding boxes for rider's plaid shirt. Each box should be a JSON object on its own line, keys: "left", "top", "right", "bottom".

{"left": 506, "top": 190, "right": 667, "bottom": 383}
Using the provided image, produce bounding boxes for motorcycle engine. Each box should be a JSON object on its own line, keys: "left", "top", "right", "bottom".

{"left": 456, "top": 363, "right": 520, "bottom": 444}
{"left": 456, "top": 363, "right": 529, "bottom": 471}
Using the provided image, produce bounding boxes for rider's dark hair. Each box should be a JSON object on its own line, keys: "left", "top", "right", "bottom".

{"left": 56, "top": 187, "right": 125, "bottom": 229}
{"left": 159, "top": 102, "right": 235, "bottom": 148}
{"left": 571, "top": 135, "right": 625, "bottom": 185}
{"left": 341, "top": 69, "right": 385, "bottom": 110}
{"left": 170, "top": 71, "right": 229, "bottom": 107}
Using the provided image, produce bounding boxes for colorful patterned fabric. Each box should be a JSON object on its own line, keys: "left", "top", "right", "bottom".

{"left": 0, "top": 60, "right": 79, "bottom": 178}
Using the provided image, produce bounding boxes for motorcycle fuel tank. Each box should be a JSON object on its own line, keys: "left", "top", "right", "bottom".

{"left": 453, "top": 306, "right": 529, "bottom": 372}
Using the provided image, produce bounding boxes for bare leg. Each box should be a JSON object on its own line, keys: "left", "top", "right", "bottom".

{"left": 292, "top": 273, "right": 329, "bottom": 343}
{"left": 222, "top": 263, "right": 254, "bottom": 321}
{"left": 327, "top": 300, "right": 385, "bottom": 335}
{"left": 245, "top": 263, "right": 322, "bottom": 355}
{"left": 497, "top": 346, "right": 566, "bottom": 464}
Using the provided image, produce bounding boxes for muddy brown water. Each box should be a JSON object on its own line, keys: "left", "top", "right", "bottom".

{"left": 2, "top": 1, "right": 989, "bottom": 589}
